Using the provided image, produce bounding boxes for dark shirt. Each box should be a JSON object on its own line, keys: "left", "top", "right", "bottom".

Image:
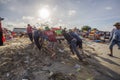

{"left": 34, "top": 30, "right": 43, "bottom": 38}
{"left": 63, "top": 32, "right": 73, "bottom": 42}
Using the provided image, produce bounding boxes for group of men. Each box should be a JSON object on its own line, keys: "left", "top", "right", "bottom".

{"left": 0, "top": 19, "right": 119, "bottom": 60}
{"left": 26, "top": 24, "right": 83, "bottom": 61}
{"left": 26, "top": 22, "right": 120, "bottom": 60}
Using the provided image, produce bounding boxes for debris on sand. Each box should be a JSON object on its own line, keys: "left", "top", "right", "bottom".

{"left": 0, "top": 38, "right": 104, "bottom": 80}
{"left": 48, "top": 72, "right": 76, "bottom": 80}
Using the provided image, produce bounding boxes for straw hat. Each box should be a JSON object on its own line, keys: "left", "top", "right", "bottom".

{"left": 113, "top": 22, "right": 120, "bottom": 26}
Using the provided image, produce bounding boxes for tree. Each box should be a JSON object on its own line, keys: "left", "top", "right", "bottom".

{"left": 92, "top": 28, "right": 98, "bottom": 31}
{"left": 81, "top": 25, "right": 91, "bottom": 31}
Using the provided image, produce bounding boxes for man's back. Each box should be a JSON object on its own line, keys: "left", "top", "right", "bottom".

{"left": 34, "top": 30, "right": 43, "bottom": 37}
{"left": 44, "top": 30, "right": 57, "bottom": 42}
{"left": 27, "top": 26, "right": 32, "bottom": 33}
{"left": 69, "top": 32, "right": 81, "bottom": 41}
{"left": 62, "top": 31, "right": 73, "bottom": 42}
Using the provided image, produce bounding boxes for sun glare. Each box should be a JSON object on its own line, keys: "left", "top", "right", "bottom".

{"left": 39, "top": 8, "right": 50, "bottom": 19}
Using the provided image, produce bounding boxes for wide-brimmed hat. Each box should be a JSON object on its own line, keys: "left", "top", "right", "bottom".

{"left": 38, "top": 27, "right": 43, "bottom": 30}
{"left": 113, "top": 22, "right": 120, "bottom": 26}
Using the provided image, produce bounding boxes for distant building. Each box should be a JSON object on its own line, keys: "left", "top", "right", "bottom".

{"left": 13, "top": 28, "right": 26, "bottom": 33}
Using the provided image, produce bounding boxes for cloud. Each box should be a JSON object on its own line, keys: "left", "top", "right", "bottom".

{"left": 105, "top": 7, "right": 112, "bottom": 10}
{"left": 68, "top": 10, "right": 76, "bottom": 16}
{"left": 22, "top": 16, "right": 37, "bottom": 25}
{"left": 53, "top": 5, "right": 58, "bottom": 11}
{"left": 22, "top": 16, "right": 34, "bottom": 20}
{"left": 0, "top": 0, "right": 11, "bottom": 4}
{"left": 76, "top": 0, "right": 81, "bottom": 3}
{"left": 9, "top": 6, "right": 16, "bottom": 11}
{"left": 59, "top": 19, "right": 62, "bottom": 22}
{"left": 3, "top": 20, "right": 26, "bottom": 30}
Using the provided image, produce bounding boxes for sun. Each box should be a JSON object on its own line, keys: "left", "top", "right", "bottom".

{"left": 39, "top": 8, "right": 50, "bottom": 19}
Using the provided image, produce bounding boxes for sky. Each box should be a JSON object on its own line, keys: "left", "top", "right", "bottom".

{"left": 0, "top": 0, "right": 120, "bottom": 31}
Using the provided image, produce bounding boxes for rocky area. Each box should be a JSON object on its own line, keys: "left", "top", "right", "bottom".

{"left": 0, "top": 38, "right": 120, "bottom": 80}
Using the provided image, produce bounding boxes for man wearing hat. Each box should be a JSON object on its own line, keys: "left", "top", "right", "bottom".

{"left": 0, "top": 17, "right": 4, "bottom": 46}
{"left": 109, "top": 22, "right": 120, "bottom": 56}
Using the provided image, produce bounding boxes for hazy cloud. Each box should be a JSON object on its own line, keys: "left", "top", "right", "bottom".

{"left": 0, "top": 0, "right": 11, "bottom": 4}
{"left": 22, "top": 16, "right": 34, "bottom": 20}
{"left": 68, "top": 10, "right": 76, "bottom": 16}
{"left": 59, "top": 19, "right": 62, "bottom": 22}
{"left": 9, "top": 6, "right": 16, "bottom": 11}
{"left": 105, "top": 7, "right": 112, "bottom": 10}
{"left": 53, "top": 5, "right": 58, "bottom": 11}
{"left": 0, "top": 0, "right": 120, "bottom": 31}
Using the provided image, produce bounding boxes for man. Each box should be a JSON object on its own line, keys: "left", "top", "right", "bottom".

{"left": 44, "top": 27, "right": 57, "bottom": 58}
{"left": 69, "top": 29, "right": 83, "bottom": 49}
{"left": 27, "top": 24, "right": 33, "bottom": 43}
{"left": 33, "top": 28, "right": 44, "bottom": 50}
{"left": 0, "top": 17, "right": 4, "bottom": 46}
{"left": 109, "top": 22, "right": 120, "bottom": 56}
{"left": 62, "top": 30, "right": 83, "bottom": 61}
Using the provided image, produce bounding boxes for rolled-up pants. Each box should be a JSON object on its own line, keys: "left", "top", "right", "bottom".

{"left": 109, "top": 40, "right": 120, "bottom": 50}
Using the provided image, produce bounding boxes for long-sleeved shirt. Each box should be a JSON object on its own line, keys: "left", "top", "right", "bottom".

{"left": 34, "top": 30, "right": 43, "bottom": 37}
{"left": 62, "top": 32, "right": 73, "bottom": 43}
{"left": 112, "top": 29, "right": 120, "bottom": 42}
{"left": 109, "top": 28, "right": 116, "bottom": 41}
{"left": 27, "top": 26, "right": 32, "bottom": 33}
{"left": 69, "top": 32, "right": 82, "bottom": 41}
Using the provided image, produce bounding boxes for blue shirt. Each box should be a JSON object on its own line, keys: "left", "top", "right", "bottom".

{"left": 112, "top": 29, "right": 120, "bottom": 42}
{"left": 69, "top": 32, "right": 82, "bottom": 41}
{"left": 111, "top": 29, "right": 120, "bottom": 41}
{"left": 33, "top": 30, "right": 44, "bottom": 38}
